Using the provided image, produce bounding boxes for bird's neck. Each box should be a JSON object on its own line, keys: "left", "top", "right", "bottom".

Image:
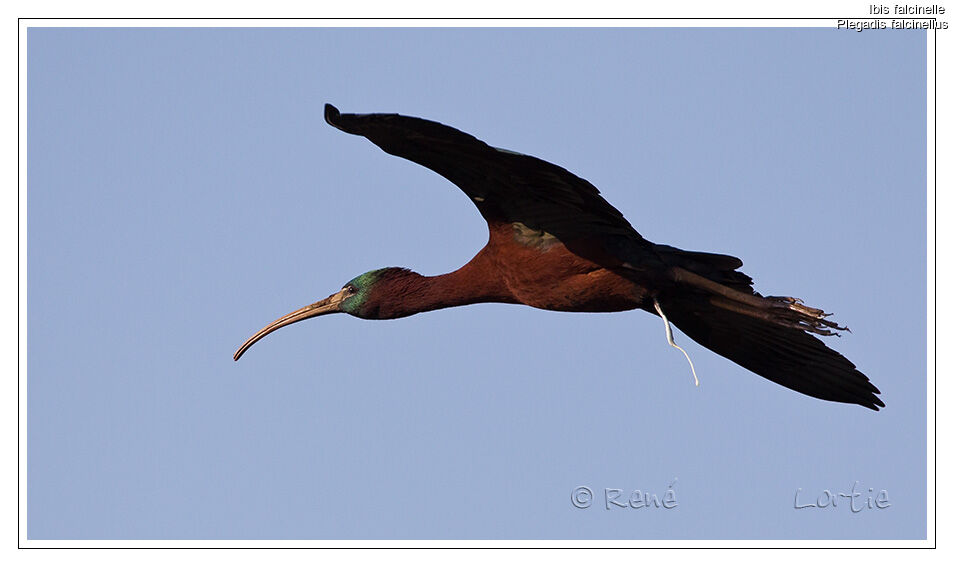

{"left": 373, "top": 249, "right": 516, "bottom": 319}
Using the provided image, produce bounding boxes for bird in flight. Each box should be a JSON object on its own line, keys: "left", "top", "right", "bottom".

{"left": 234, "top": 104, "right": 884, "bottom": 411}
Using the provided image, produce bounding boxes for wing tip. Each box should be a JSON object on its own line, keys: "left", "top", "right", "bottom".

{"left": 865, "top": 392, "right": 886, "bottom": 411}
{"left": 324, "top": 103, "right": 341, "bottom": 127}
{"left": 820, "top": 371, "right": 885, "bottom": 411}
{"left": 853, "top": 394, "right": 885, "bottom": 411}
{"left": 845, "top": 369, "right": 884, "bottom": 411}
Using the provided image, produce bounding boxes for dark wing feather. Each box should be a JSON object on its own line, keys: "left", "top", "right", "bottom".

{"left": 324, "top": 104, "right": 654, "bottom": 258}
{"left": 661, "top": 298, "right": 884, "bottom": 410}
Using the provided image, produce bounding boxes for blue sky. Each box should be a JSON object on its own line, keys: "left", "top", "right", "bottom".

{"left": 27, "top": 27, "right": 926, "bottom": 539}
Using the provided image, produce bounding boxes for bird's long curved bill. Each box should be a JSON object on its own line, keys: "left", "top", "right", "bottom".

{"left": 233, "top": 290, "right": 346, "bottom": 361}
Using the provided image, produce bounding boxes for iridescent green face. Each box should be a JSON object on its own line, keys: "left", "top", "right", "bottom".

{"left": 338, "top": 268, "right": 389, "bottom": 316}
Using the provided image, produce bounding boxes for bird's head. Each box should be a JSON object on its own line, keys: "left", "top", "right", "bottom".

{"left": 233, "top": 267, "right": 420, "bottom": 361}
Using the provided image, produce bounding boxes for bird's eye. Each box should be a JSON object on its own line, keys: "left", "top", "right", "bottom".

{"left": 345, "top": 284, "right": 357, "bottom": 294}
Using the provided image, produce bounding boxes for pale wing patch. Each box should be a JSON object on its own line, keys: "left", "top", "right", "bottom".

{"left": 511, "top": 222, "right": 560, "bottom": 250}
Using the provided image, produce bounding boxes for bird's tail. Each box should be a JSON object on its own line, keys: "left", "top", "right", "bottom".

{"left": 655, "top": 269, "right": 884, "bottom": 410}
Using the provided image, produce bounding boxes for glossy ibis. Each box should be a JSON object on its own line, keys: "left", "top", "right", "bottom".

{"left": 234, "top": 104, "right": 883, "bottom": 411}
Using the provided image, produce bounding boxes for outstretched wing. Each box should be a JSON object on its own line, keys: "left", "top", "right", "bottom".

{"left": 324, "top": 104, "right": 654, "bottom": 258}
{"left": 660, "top": 297, "right": 885, "bottom": 410}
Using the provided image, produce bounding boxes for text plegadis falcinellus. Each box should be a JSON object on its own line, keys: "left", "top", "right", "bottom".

{"left": 234, "top": 104, "right": 884, "bottom": 411}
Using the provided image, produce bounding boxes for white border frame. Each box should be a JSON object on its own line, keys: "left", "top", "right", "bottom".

{"left": 16, "top": 15, "right": 939, "bottom": 550}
